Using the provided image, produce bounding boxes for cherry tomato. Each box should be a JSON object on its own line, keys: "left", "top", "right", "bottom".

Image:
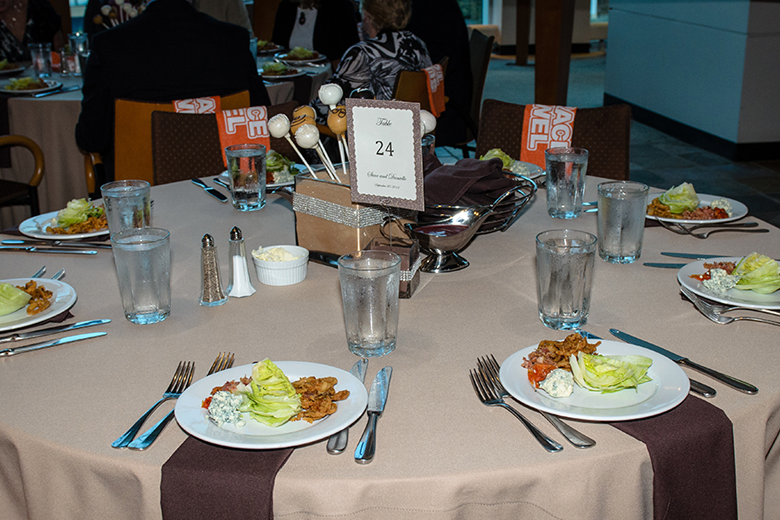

{"left": 527, "top": 363, "right": 557, "bottom": 388}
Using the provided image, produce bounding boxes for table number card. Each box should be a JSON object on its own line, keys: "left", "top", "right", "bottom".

{"left": 345, "top": 98, "right": 424, "bottom": 211}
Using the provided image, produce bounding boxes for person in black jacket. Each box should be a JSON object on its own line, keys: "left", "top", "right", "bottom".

{"left": 406, "top": 0, "right": 473, "bottom": 146}
{"left": 75, "top": 0, "right": 270, "bottom": 180}
{"left": 272, "top": 0, "right": 358, "bottom": 67}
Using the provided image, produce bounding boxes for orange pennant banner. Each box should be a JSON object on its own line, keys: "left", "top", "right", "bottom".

{"left": 519, "top": 104, "right": 577, "bottom": 168}
{"left": 216, "top": 107, "right": 271, "bottom": 167}
{"left": 423, "top": 64, "right": 446, "bottom": 117}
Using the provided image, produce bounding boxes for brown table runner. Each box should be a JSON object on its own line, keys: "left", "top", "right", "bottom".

{"left": 610, "top": 395, "right": 737, "bottom": 520}
{"left": 161, "top": 437, "right": 293, "bottom": 520}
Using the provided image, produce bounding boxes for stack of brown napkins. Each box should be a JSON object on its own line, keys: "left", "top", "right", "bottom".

{"left": 610, "top": 395, "right": 737, "bottom": 520}
{"left": 423, "top": 158, "right": 516, "bottom": 206}
{"left": 161, "top": 437, "right": 293, "bottom": 520}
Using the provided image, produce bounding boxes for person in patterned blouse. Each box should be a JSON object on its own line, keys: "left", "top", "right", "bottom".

{"left": 0, "top": 0, "right": 62, "bottom": 62}
{"left": 313, "top": 0, "right": 431, "bottom": 120}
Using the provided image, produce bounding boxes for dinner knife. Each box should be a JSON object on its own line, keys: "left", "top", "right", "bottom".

{"left": 355, "top": 366, "right": 392, "bottom": 464}
{"left": 661, "top": 252, "right": 726, "bottom": 260}
{"left": 644, "top": 262, "right": 686, "bottom": 269}
{"left": 577, "top": 330, "right": 717, "bottom": 397}
{"left": 33, "top": 85, "right": 80, "bottom": 98}
{"left": 2, "top": 240, "right": 112, "bottom": 249}
{"left": 191, "top": 178, "right": 228, "bottom": 202}
{"left": 609, "top": 329, "right": 758, "bottom": 395}
{"left": 0, "top": 319, "right": 111, "bottom": 344}
{"left": 0, "top": 332, "right": 107, "bottom": 357}
{"left": 0, "top": 246, "right": 97, "bottom": 255}
{"left": 327, "top": 358, "right": 368, "bottom": 454}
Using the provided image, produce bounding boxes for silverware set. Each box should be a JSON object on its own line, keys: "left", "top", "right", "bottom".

{"left": 327, "top": 358, "right": 368, "bottom": 455}
{"left": 2, "top": 239, "right": 109, "bottom": 254}
{"left": 113, "top": 352, "right": 234, "bottom": 450}
{"left": 680, "top": 285, "right": 780, "bottom": 327}
{"left": 656, "top": 218, "right": 768, "bottom": 238}
{"left": 471, "top": 354, "right": 598, "bottom": 452}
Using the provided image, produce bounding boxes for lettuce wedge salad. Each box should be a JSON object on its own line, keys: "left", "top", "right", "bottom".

{"left": 570, "top": 352, "right": 653, "bottom": 393}
{"left": 658, "top": 182, "right": 699, "bottom": 214}
{"left": 0, "top": 283, "right": 31, "bottom": 317}
{"left": 55, "top": 198, "right": 104, "bottom": 228}
{"left": 236, "top": 359, "right": 301, "bottom": 427}
{"left": 732, "top": 253, "right": 780, "bottom": 294}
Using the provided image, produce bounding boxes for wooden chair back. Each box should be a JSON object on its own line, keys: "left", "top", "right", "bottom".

{"left": 151, "top": 101, "right": 300, "bottom": 185}
{"left": 476, "top": 100, "right": 632, "bottom": 181}
{"left": 0, "top": 135, "right": 45, "bottom": 215}
{"left": 113, "top": 90, "right": 251, "bottom": 185}
{"left": 392, "top": 57, "right": 449, "bottom": 114}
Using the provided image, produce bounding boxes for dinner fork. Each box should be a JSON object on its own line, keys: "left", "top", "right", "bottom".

{"left": 128, "top": 353, "right": 234, "bottom": 450}
{"left": 680, "top": 286, "right": 780, "bottom": 327}
{"left": 112, "top": 361, "right": 194, "bottom": 449}
{"left": 657, "top": 219, "right": 767, "bottom": 238}
{"left": 469, "top": 368, "right": 563, "bottom": 452}
{"left": 479, "top": 355, "right": 595, "bottom": 449}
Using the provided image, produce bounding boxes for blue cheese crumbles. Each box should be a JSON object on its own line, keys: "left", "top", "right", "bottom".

{"left": 710, "top": 198, "right": 733, "bottom": 217}
{"left": 702, "top": 268, "right": 740, "bottom": 295}
{"left": 207, "top": 391, "right": 246, "bottom": 428}
{"left": 539, "top": 369, "right": 574, "bottom": 398}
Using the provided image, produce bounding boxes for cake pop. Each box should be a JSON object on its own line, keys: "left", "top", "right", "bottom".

{"left": 420, "top": 109, "right": 436, "bottom": 135}
{"left": 291, "top": 115, "right": 336, "bottom": 177}
{"left": 318, "top": 84, "right": 343, "bottom": 110}
{"left": 327, "top": 105, "right": 349, "bottom": 177}
{"left": 268, "top": 114, "right": 318, "bottom": 179}
{"left": 293, "top": 105, "right": 316, "bottom": 120}
{"left": 294, "top": 124, "right": 339, "bottom": 182}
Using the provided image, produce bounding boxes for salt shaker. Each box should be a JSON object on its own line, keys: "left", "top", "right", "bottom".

{"left": 226, "top": 226, "right": 256, "bottom": 297}
{"left": 199, "top": 234, "right": 227, "bottom": 306}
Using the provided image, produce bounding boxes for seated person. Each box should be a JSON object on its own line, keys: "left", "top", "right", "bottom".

{"left": 272, "top": 0, "right": 359, "bottom": 69}
{"left": 313, "top": 0, "right": 431, "bottom": 120}
{"left": 407, "top": 0, "right": 473, "bottom": 146}
{"left": 75, "top": 0, "right": 270, "bottom": 180}
{"left": 192, "top": 0, "right": 253, "bottom": 34}
{"left": 0, "top": 0, "right": 62, "bottom": 62}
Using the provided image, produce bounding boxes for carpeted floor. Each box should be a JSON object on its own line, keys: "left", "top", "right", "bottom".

{"left": 437, "top": 50, "right": 780, "bottom": 227}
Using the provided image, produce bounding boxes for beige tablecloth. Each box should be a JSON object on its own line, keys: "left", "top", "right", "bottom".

{"left": 0, "top": 67, "right": 331, "bottom": 229}
{"left": 1, "top": 176, "right": 779, "bottom": 520}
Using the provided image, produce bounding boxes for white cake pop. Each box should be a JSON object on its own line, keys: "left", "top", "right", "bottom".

{"left": 420, "top": 110, "right": 436, "bottom": 135}
{"left": 268, "top": 114, "right": 291, "bottom": 139}
{"left": 318, "top": 84, "right": 343, "bottom": 109}
{"left": 294, "top": 124, "right": 319, "bottom": 149}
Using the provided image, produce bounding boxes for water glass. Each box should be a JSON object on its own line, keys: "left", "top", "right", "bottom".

{"left": 597, "top": 181, "right": 650, "bottom": 264}
{"left": 111, "top": 228, "right": 171, "bottom": 325}
{"left": 535, "top": 229, "right": 597, "bottom": 330}
{"left": 100, "top": 180, "right": 152, "bottom": 238}
{"left": 225, "top": 144, "right": 266, "bottom": 211}
{"left": 338, "top": 250, "right": 401, "bottom": 358}
{"left": 29, "top": 43, "right": 52, "bottom": 78}
{"left": 67, "top": 32, "right": 88, "bottom": 75}
{"left": 545, "top": 147, "right": 588, "bottom": 219}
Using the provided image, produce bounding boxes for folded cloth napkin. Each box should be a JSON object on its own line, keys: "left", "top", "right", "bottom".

{"left": 423, "top": 158, "right": 515, "bottom": 207}
{"left": 161, "top": 437, "right": 293, "bottom": 520}
{"left": 610, "top": 395, "right": 737, "bottom": 520}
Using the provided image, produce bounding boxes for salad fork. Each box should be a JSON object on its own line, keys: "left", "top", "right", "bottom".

{"left": 112, "top": 361, "right": 194, "bottom": 449}
{"left": 128, "top": 353, "right": 234, "bottom": 450}
{"left": 657, "top": 219, "right": 767, "bottom": 238}
{"left": 469, "top": 368, "right": 563, "bottom": 452}
{"left": 479, "top": 355, "right": 595, "bottom": 448}
{"left": 680, "top": 285, "right": 780, "bottom": 327}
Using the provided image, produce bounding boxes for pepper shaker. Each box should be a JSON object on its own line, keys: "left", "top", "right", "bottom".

{"left": 226, "top": 226, "right": 256, "bottom": 297}
{"left": 199, "top": 234, "right": 227, "bottom": 306}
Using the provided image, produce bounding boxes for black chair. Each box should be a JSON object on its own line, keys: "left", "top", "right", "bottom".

{"left": 0, "top": 135, "right": 45, "bottom": 216}
{"left": 453, "top": 29, "right": 495, "bottom": 157}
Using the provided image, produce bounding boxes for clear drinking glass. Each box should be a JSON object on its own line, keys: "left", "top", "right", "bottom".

{"left": 338, "top": 250, "right": 401, "bottom": 358}
{"left": 100, "top": 180, "right": 152, "bottom": 239}
{"left": 225, "top": 144, "right": 266, "bottom": 211}
{"left": 29, "top": 43, "right": 52, "bottom": 78}
{"left": 545, "top": 147, "right": 588, "bottom": 219}
{"left": 67, "top": 32, "right": 88, "bottom": 75}
{"left": 111, "top": 228, "right": 171, "bottom": 325}
{"left": 597, "top": 181, "right": 650, "bottom": 264}
{"left": 535, "top": 229, "right": 597, "bottom": 330}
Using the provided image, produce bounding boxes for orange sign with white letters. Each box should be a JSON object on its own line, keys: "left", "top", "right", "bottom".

{"left": 216, "top": 107, "right": 271, "bottom": 166}
{"left": 519, "top": 104, "right": 577, "bottom": 168}
{"left": 173, "top": 96, "right": 221, "bottom": 114}
{"left": 423, "top": 64, "right": 446, "bottom": 117}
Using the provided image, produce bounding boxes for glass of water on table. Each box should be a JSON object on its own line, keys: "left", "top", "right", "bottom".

{"left": 225, "top": 144, "right": 266, "bottom": 211}
{"left": 545, "top": 147, "right": 588, "bottom": 219}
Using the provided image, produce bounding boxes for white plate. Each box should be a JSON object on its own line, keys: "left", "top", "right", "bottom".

{"left": 274, "top": 52, "right": 327, "bottom": 65}
{"left": 18, "top": 210, "right": 109, "bottom": 241}
{"left": 0, "top": 278, "right": 77, "bottom": 332}
{"left": 499, "top": 340, "right": 689, "bottom": 422}
{"left": 511, "top": 161, "right": 544, "bottom": 180}
{"left": 175, "top": 361, "right": 369, "bottom": 449}
{"left": 260, "top": 70, "right": 307, "bottom": 81}
{"left": 646, "top": 192, "right": 747, "bottom": 225}
{"left": 1, "top": 79, "right": 62, "bottom": 96}
{"left": 678, "top": 257, "right": 780, "bottom": 310}
{"left": 0, "top": 65, "right": 26, "bottom": 77}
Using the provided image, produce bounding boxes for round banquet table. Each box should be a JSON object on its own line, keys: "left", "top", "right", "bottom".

{"left": 1, "top": 175, "right": 779, "bottom": 520}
